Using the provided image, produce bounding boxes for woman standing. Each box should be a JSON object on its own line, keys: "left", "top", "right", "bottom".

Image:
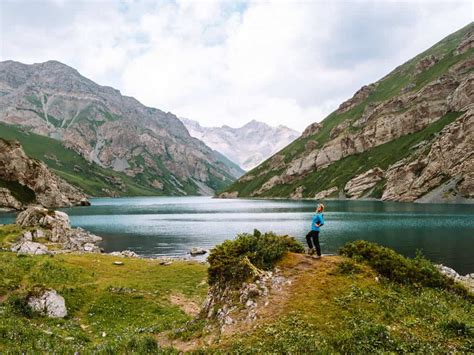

{"left": 306, "top": 204, "right": 325, "bottom": 258}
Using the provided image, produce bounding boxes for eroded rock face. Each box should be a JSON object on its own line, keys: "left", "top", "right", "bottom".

{"left": 454, "top": 29, "right": 474, "bottom": 55}
{"left": 0, "top": 188, "right": 22, "bottom": 210}
{"left": 414, "top": 55, "right": 439, "bottom": 76}
{"left": 0, "top": 139, "right": 88, "bottom": 209}
{"left": 28, "top": 289, "right": 67, "bottom": 318}
{"left": 314, "top": 187, "right": 338, "bottom": 200}
{"left": 337, "top": 84, "right": 376, "bottom": 113}
{"left": 301, "top": 122, "right": 322, "bottom": 138}
{"left": 382, "top": 109, "right": 474, "bottom": 202}
{"left": 344, "top": 168, "right": 384, "bottom": 198}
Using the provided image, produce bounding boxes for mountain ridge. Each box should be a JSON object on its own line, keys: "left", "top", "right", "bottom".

{"left": 220, "top": 23, "right": 473, "bottom": 203}
{"left": 0, "top": 60, "right": 240, "bottom": 196}
{"left": 181, "top": 118, "right": 299, "bottom": 171}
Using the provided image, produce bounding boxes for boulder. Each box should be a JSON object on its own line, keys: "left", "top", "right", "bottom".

{"left": 11, "top": 241, "right": 49, "bottom": 255}
{"left": 190, "top": 247, "right": 207, "bottom": 256}
{"left": 28, "top": 289, "right": 67, "bottom": 318}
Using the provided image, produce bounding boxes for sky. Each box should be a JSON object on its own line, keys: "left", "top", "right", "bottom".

{"left": 0, "top": 0, "right": 472, "bottom": 131}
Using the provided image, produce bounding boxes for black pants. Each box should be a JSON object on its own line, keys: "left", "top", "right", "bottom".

{"left": 306, "top": 231, "right": 321, "bottom": 256}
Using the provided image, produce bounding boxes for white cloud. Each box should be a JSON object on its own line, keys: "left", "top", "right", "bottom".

{"left": 1, "top": 0, "right": 472, "bottom": 131}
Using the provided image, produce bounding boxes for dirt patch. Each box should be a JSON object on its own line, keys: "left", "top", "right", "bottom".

{"left": 169, "top": 293, "right": 201, "bottom": 317}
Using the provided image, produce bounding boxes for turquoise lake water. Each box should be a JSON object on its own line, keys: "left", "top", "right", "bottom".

{"left": 1, "top": 197, "right": 473, "bottom": 274}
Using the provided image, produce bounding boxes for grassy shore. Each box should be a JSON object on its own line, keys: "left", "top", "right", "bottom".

{"left": 1, "top": 225, "right": 473, "bottom": 353}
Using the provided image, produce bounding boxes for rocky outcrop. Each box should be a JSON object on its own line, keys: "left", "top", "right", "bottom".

{"left": 454, "top": 29, "right": 474, "bottom": 55}
{"left": 436, "top": 265, "right": 474, "bottom": 294}
{"left": 11, "top": 240, "right": 49, "bottom": 255}
{"left": 337, "top": 84, "right": 376, "bottom": 113}
{"left": 0, "top": 188, "right": 22, "bottom": 210}
{"left": 28, "top": 289, "right": 67, "bottom": 318}
{"left": 344, "top": 168, "right": 384, "bottom": 198}
{"left": 0, "top": 60, "right": 239, "bottom": 196}
{"left": 182, "top": 118, "right": 299, "bottom": 171}
{"left": 200, "top": 267, "right": 290, "bottom": 334}
{"left": 314, "top": 187, "right": 338, "bottom": 200}
{"left": 301, "top": 122, "right": 322, "bottom": 138}
{"left": 0, "top": 139, "right": 89, "bottom": 209}
{"left": 414, "top": 55, "right": 439, "bottom": 76}
{"left": 382, "top": 109, "right": 473, "bottom": 202}
{"left": 13, "top": 207, "right": 102, "bottom": 253}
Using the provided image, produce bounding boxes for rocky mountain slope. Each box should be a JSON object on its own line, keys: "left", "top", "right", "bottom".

{"left": 220, "top": 24, "right": 473, "bottom": 203}
{"left": 182, "top": 118, "right": 299, "bottom": 171}
{"left": 0, "top": 61, "right": 239, "bottom": 196}
{"left": 0, "top": 138, "right": 89, "bottom": 209}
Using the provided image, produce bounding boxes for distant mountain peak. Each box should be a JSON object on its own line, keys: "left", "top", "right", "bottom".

{"left": 182, "top": 118, "right": 299, "bottom": 170}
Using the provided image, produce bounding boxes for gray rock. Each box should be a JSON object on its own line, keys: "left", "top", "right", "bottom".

{"left": 11, "top": 241, "right": 49, "bottom": 255}
{"left": 28, "top": 289, "right": 67, "bottom": 318}
{"left": 190, "top": 247, "right": 207, "bottom": 256}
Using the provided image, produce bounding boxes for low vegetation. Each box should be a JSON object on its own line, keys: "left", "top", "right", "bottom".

{"left": 1, "top": 225, "right": 472, "bottom": 353}
{"left": 339, "top": 240, "right": 472, "bottom": 299}
{"left": 207, "top": 229, "right": 304, "bottom": 287}
{"left": 0, "top": 227, "right": 208, "bottom": 352}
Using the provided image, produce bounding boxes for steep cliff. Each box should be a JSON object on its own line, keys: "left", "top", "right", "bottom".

{"left": 220, "top": 24, "right": 473, "bottom": 203}
{"left": 0, "top": 61, "right": 238, "bottom": 196}
{"left": 0, "top": 138, "right": 88, "bottom": 209}
{"left": 182, "top": 118, "right": 299, "bottom": 171}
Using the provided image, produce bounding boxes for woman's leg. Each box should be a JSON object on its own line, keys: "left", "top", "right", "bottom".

{"left": 305, "top": 231, "right": 314, "bottom": 249}
{"left": 313, "top": 231, "right": 321, "bottom": 256}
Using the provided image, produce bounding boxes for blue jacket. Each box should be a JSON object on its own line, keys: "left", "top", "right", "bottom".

{"left": 311, "top": 213, "right": 324, "bottom": 231}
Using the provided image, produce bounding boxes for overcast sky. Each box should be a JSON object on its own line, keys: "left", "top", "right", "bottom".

{"left": 1, "top": 0, "right": 472, "bottom": 131}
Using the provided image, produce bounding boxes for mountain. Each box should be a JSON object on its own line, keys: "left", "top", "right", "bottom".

{"left": 0, "top": 60, "right": 239, "bottom": 196}
{"left": 220, "top": 24, "right": 473, "bottom": 203}
{"left": 0, "top": 138, "right": 89, "bottom": 209}
{"left": 181, "top": 118, "right": 300, "bottom": 171}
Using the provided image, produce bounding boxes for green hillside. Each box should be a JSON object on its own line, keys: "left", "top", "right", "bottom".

{"left": 222, "top": 23, "right": 473, "bottom": 199}
{"left": 0, "top": 123, "right": 161, "bottom": 197}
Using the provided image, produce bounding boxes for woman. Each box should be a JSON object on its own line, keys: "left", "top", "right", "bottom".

{"left": 306, "top": 204, "right": 325, "bottom": 258}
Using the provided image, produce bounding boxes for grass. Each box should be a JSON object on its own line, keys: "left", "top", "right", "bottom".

{"left": 215, "top": 252, "right": 474, "bottom": 353}
{"left": 1, "top": 225, "right": 473, "bottom": 353}
{"left": 0, "top": 231, "right": 208, "bottom": 353}
{"left": 0, "top": 224, "right": 24, "bottom": 248}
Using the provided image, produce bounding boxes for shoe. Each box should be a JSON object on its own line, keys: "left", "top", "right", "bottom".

{"left": 312, "top": 255, "right": 321, "bottom": 259}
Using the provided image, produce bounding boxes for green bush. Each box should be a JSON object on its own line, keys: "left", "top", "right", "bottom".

{"left": 207, "top": 230, "right": 304, "bottom": 287}
{"left": 339, "top": 241, "right": 470, "bottom": 298}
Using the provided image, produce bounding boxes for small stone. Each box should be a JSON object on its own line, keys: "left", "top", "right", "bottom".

{"left": 189, "top": 247, "right": 207, "bottom": 256}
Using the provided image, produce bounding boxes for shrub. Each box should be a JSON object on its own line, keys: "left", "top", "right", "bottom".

{"left": 207, "top": 230, "right": 304, "bottom": 287}
{"left": 335, "top": 259, "right": 363, "bottom": 275}
{"left": 339, "top": 241, "right": 470, "bottom": 298}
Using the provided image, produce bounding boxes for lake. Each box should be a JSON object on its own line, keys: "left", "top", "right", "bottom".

{"left": 1, "top": 197, "right": 473, "bottom": 274}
